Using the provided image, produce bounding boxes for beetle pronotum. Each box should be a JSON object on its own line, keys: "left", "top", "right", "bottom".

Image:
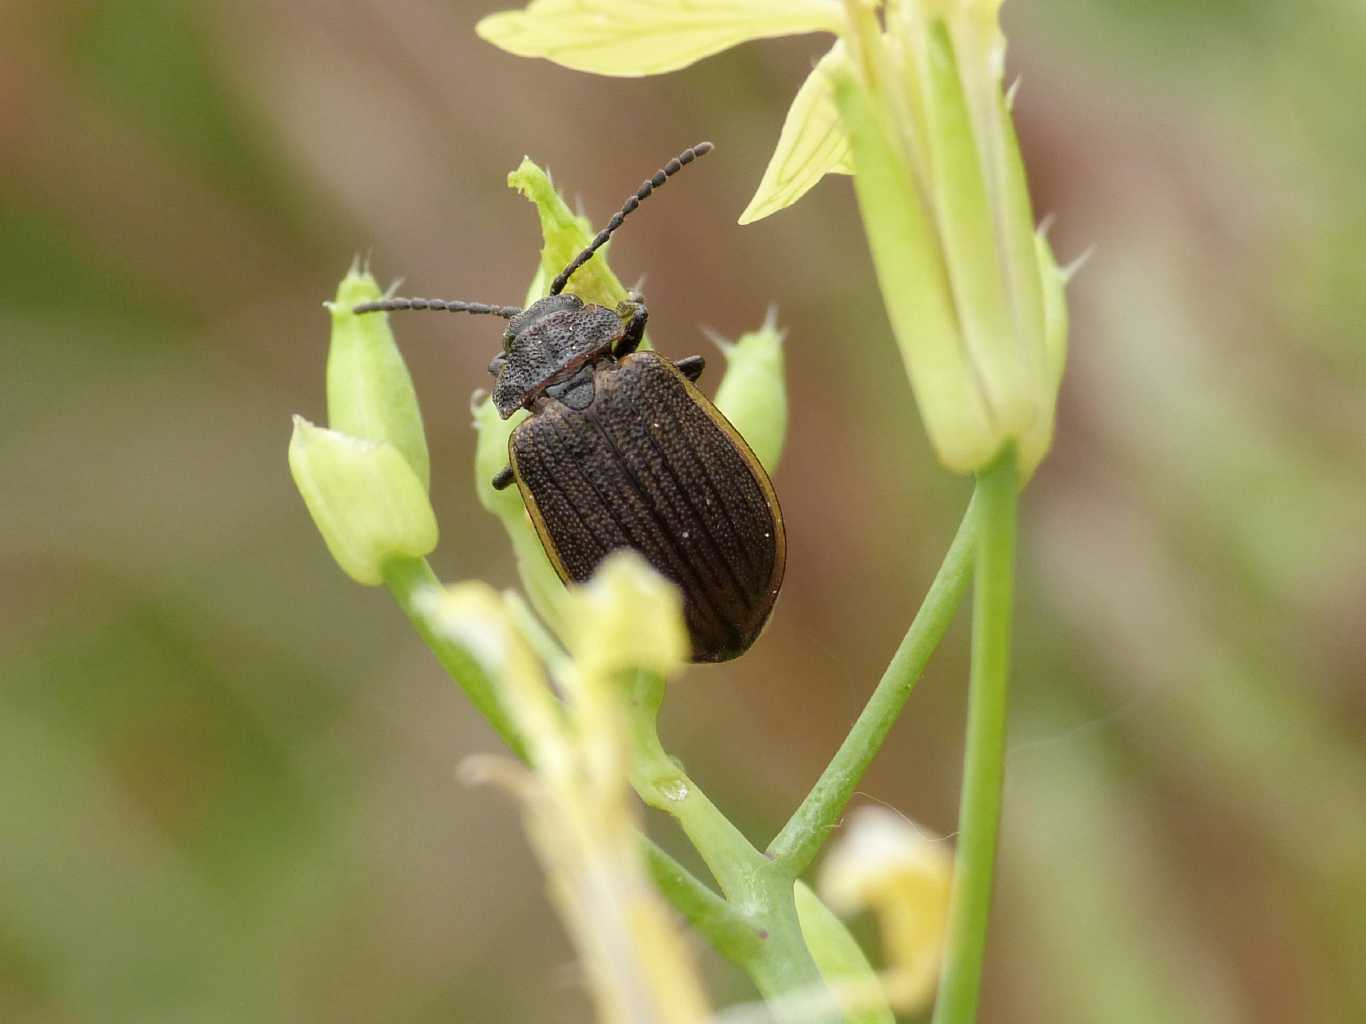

{"left": 355, "top": 144, "right": 785, "bottom": 662}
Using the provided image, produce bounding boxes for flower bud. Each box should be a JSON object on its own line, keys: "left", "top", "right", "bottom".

{"left": 324, "top": 262, "right": 430, "bottom": 488}
{"left": 562, "top": 551, "right": 689, "bottom": 683}
{"left": 434, "top": 572, "right": 711, "bottom": 1024}
{"left": 507, "top": 158, "right": 628, "bottom": 309}
{"left": 709, "top": 310, "right": 788, "bottom": 474}
{"left": 1018, "top": 231, "right": 1071, "bottom": 480}
{"left": 819, "top": 806, "right": 953, "bottom": 1013}
{"left": 288, "top": 416, "right": 438, "bottom": 585}
{"left": 834, "top": 0, "right": 1065, "bottom": 477}
{"left": 471, "top": 393, "right": 569, "bottom": 633}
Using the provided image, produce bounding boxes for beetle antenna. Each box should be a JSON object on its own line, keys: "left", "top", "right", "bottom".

{"left": 352, "top": 297, "right": 522, "bottom": 318}
{"left": 549, "top": 142, "right": 713, "bottom": 297}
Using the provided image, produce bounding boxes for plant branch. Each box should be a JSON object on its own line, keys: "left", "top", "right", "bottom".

{"left": 931, "top": 447, "right": 1017, "bottom": 1024}
{"left": 642, "top": 841, "right": 764, "bottom": 963}
{"left": 625, "top": 672, "right": 772, "bottom": 903}
{"left": 626, "top": 673, "right": 841, "bottom": 1023}
{"left": 767, "top": 492, "right": 978, "bottom": 877}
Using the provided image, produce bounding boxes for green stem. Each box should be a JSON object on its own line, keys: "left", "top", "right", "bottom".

{"left": 642, "top": 842, "right": 764, "bottom": 962}
{"left": 768, "top": 493, "right": 978, "bottom": 876}
{"left": 932, "top": 448, "right": 1017, "bottom": 1024}
{"left": 626, "top": 673, "right": 771, "bottom": 903}
{"left": 626, "top": 673, "right": 840, "bottom": 1024}
{"left": 383, "top": 556, "right": 528, "bottom": 761}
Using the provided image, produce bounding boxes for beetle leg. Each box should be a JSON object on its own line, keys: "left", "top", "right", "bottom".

{"left": 674, "top": 355, "right": 705, "bottom": 382}
{"left": 615, "top": 300, "right": 649, "bottom": 357}
{"left": 491, "top": 465, "right": 515, "bottom": 491}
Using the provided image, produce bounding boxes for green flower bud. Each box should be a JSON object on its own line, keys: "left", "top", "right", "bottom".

{"left": 834, "top": 0, "right": 1066, "bottom": 477}
{"left": 324, "top": 262, "right": 430, "bottom": 488}
{"left": 288, "top": 417, "right": 438, "bottom": 585}
{"left": 507, "top": 158, "right": 629, "bottom": 309}
{"left": 1018, "top": 231, "right": 1071, "bottom": 480}
{"left": 471, "top": 394, "right": 569, "bottom": 633}
{"left": 709, "top": 310, "right": 788, "bottom": 474}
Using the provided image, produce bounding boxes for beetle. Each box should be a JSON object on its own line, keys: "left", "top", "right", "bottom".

{"left": 354, "top": 143, "right": 784, "bottom": 662}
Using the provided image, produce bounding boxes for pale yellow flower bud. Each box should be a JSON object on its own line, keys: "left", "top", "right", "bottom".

{"left": 819, "top": 807, "right": 953, "bottom": 1012}
{"left": 288, "top": 417, "right": 438, "bottom": 586}
{"left": 834, "top": 0, "right": 1065, "bottom": 476}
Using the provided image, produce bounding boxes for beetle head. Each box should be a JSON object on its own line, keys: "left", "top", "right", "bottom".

{"left": 489, "top": 294, "right": 624, "bottom": 417}
{"left": 350, "top": 143, "right": 714, "bottom": 416}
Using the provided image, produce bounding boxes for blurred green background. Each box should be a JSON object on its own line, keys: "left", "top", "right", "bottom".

{"left": 4, "top": 1, "right": 1365, "bottom": 1021}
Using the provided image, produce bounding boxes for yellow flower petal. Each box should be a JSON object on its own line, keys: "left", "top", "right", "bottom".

{"left": 477, "top": 0, "right": 843, "bottom": 77}
{"left": 739, "top": 39, "right": 853, "bottom": 225}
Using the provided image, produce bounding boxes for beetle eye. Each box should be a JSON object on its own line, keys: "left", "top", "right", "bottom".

{"left": 488, "top": 353, "right": 507, "bottom": 376}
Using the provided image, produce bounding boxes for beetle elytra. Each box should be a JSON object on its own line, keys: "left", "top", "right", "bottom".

{"left": 354, "top": 144, "right": 785, "bottom": 662}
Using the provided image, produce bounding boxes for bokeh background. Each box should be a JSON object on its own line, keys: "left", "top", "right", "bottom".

{"left": 4, "top": 1, "right": 1365, "bottom": 1021}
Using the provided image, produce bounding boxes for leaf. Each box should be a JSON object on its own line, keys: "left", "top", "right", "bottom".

{"left": 739, "top": 39, "right": 853, "bottom": 225}
{"left": 477, "top": 0, "right": 843, "bottom": 77}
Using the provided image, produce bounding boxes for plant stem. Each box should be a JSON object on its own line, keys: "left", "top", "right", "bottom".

{"left": 383, "top": 556, "right": 528, "bottom": 761}
{"left": 626, "top": 673, "right": 771, "bottom": 903}
{"left": 932, "top": 448, "right": 1017, "bottom": 1024}
{"left": 768, "top": 493, "right": 978, "bottom": 877}
{"left": 642, "top": 842, "right": 764, "bottom": 962}
{"left": 626, "top": 673, "right": 841, "bottom": 1024}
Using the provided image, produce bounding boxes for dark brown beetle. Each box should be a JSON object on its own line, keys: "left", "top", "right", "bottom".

{"left": 355, "top": 144, "right": 785, "bottom": 662}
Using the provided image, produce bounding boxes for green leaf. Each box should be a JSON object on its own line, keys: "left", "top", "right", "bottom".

{"left": 739, "top": 39, "right": 853, "bottom": 225}
{"left": 477, "top": 0, "right": 843, "bottom": 77}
